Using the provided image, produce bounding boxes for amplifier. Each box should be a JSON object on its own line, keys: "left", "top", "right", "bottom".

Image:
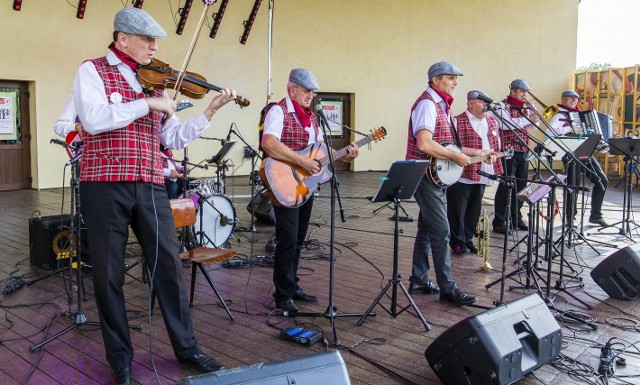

{"left": 29, "top": 214, "right": 88, "bottom": 270}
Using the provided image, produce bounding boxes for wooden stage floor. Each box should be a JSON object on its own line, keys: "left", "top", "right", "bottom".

{"left": 0, "top": 171, "right": 638, "bottom": 384}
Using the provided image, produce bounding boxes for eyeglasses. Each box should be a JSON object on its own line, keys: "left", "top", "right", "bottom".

{"left": 296, "top": 86, "right": 316, "bottom": 97}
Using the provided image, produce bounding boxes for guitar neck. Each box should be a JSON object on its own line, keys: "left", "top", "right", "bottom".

{"left": 317, "top": 134, "right": 374, "bottom": 168}
{"left": 468, "top": 150, "right": 507, "bottom": 164}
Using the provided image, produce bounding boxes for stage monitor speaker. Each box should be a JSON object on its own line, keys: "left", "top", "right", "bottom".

{"left": 591, "top": 243, "right": 640, "bottom": 300}
{"left": 177, "top": 351, "right": 351, "bottom": 385}
{"left": 29, "top": 214, "right": 73, "bottom": 270}
{"left": 247, "top": 188, "right": 276, "bottom": 224}
{"left": 425, "top": 294, "right": 561, "bottom": 385}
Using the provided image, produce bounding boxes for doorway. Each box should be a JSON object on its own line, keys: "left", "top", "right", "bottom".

{"left": 0, "top": 81, "right": 31, "bottom": 190}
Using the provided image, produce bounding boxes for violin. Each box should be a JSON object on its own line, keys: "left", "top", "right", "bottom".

{"left": 136, "top": 58, "right": 250, "bottom": 108}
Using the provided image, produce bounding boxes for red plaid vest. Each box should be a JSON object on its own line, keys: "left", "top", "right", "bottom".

{"left": 275, "top": 98, "right": 319, "bottom": 152}
{"left": 455, "top": 112, "right": 504, "bottom": 181}
{"left": 406, "top": 90, "right": 454, "bottom": 160}
{"left": 79, "top": 57, "right": 165, "bottom": 183}
{"left": 499, "top": 98, "right": 532, "bottom": 153}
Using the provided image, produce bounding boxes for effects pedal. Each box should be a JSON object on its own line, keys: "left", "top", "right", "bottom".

{"left": 3, "top": 277, "right": 26, "bottom": 296}
{"left": 281, "top": 326, "right": 322, "bottom": 347}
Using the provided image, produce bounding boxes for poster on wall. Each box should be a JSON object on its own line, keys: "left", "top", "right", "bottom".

{"left": 0, "top": 91, "right": 18, "bottom": 140}
{"left": 319, "top": 100, "right": 343, "bottom": 136}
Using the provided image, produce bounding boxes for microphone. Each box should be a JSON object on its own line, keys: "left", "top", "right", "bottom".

{"left": 315, "top": 104, "right": 331, "bottom": 128}
{"left": 477, "top": 170, "right": 498, "bottom": 180}
{"left": 50, "top": 139, "right": 68, "bottom": 147}
{"left": 508, "top": 105, "right": 531, "bottom": 111}
{"left": 222, "top": 125, "right": 233, "bottom": 145}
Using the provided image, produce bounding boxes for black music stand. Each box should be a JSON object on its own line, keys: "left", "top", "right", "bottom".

{"left": 208, "top": 140, "right": 236, "bottom": 195}
{"left": 601, "top": 138, "right": 640, "bottom": 239}
{"left": 357, "top": 160, "right": 431, "bottom": 331}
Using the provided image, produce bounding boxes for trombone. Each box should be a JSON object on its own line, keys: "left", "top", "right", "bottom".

{"left": 526, "top": 91, "right": 560, "bottom": 121}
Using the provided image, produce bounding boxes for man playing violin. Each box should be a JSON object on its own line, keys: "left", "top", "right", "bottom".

{"left": 72, "top": 7, "right": 236, "bottom": 385}
{"left": 405, "top": 61, "right": 478, "bottom": 306}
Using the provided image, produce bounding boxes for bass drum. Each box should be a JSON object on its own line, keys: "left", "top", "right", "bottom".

{"left": 194, "top": 194, "right": 236, "bottom": 248}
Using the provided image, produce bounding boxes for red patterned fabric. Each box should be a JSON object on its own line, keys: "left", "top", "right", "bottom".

{"left": 406, "top": 90, "right": 455, "bottom": 160}
{"left": 275, "top": 98, "right": 319, "bottom": 152}
{"left": 500, "top": 98, "right": 532, "bottom": 153}
{"left": 79, "top": 56, "right": 165, "bottom": 183}
{"left": 455, "top": 112, "right": 504, "bottom": 181}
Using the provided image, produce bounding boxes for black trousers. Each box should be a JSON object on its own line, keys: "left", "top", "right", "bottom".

{"left": 80, "top": 182, "right": 198, "bottom": 369}
{"left": 272, "top": 196, "right": 314, "bottom": 300}
{"left": 563, "top": 155, "right": 608, "bottom": 221}
{"left": 447, "top": 182, "right": 485, "bottom": 249}
{"left": 493, "top": 152, "right": 528, "bottom": 227}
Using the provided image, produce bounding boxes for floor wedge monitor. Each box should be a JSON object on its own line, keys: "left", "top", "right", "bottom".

{"left": 591, "top": 243, "right": 640, "bottom": 300}
{"left": 425, "top": 294, "right": 561, "bottom": 385}
{"left": 177, "top": 351, "right": 350, "bottom": 385}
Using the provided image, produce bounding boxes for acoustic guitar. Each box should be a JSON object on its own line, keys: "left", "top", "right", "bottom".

{"left": 260, "top": 126, "right": 387, "bottom": 208}
{"left": 426, "top": 143, "right": 513, "bottom": 187}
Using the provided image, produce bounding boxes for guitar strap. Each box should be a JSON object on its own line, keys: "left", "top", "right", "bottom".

{"left": 448, "top": 115, "right": 462, "bottom": 148}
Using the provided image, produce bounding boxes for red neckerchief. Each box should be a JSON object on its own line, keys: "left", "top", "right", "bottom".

{"left": 558, "top": 103, "right": 581, "bottom": 113}
{"left": 108, "top": 42, "right": 139, "bottom": 72}
{"left": 506, "top": 95, "right": 525, "bottom": 107}
{"left": 291, "top": 100, "right": 313, "bottom": 128}
{"left": 432, "top": 88, "right": 454, "bottom": 115}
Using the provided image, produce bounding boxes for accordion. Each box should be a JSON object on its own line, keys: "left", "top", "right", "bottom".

{"left": 574, "top": 110, "right": 612, "bottom": 150}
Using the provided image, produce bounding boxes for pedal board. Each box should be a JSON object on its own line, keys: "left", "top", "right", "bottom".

{"left": 281, "top": 326, "right": 322, "bottom": 347}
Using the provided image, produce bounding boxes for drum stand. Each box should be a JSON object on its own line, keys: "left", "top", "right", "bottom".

{"left": 30, "top": 154, "right": 102, "bottom": 352}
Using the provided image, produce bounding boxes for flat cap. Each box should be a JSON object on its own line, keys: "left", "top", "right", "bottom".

{"left": 114, "top": 7, "right": 166, "bottom": 39}
{"left": 509, "top": 79, "right": 531, "bottom": 91}
{"left": 428, "top": 61, "right": 463, "bottom": 80}
{"left": 289, "top": 68, "right": 320, "bottom": 90}
{"left": 562, "top": 90, "right": 579, "bottom": 98}
{"left": 467, "top": 89, "right": 490, "bottom": 101}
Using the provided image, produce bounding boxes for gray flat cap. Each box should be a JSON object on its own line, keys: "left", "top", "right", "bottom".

{"left": 114, "top": 7, "right": 166, "bottom": 39}
{"left": 509, "top": 79, "right": 531, "bottom": 91}
{"left": 289, "top": 68, "right": 320, "bottom": 90}
{"left": 467, "top": 89, "right": 490, "bottom": 101}
{"left": 562, "top": 90, "right": 579, "bottom": 98}
{"left": 428, "top": 61, "right": 463, "bottom": 80}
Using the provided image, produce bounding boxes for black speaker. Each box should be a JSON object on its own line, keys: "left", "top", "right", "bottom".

{"left": 247, "top": 189, "right": 276, "bottom": 224}
{"left": 425, "top": 294, "right": 562, "bottom": 385}
{"left": 591, "top": 243, "right": 640, "bottom": 300}
{"left": 177, "top": 351, "right": 350, "bottom": 385}
{"left": 29, "top": 215, "right": 73, "bottom": 270}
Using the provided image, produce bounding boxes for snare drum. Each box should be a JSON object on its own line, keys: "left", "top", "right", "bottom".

{"left": 194, "top": 194, "right": 236, "bottom": 247}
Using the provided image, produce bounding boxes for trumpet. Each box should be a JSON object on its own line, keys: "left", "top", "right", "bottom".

{"left": 475, "top": 209, "right": 492, "bottom": 271}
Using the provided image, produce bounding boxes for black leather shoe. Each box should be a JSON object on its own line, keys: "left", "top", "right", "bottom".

{"left": 409, "top": 280, "right": 440, "bottom": 294}
{"left": 589, "top": 218, "right": 609, "bottom": 227}
{"left": 275, "top": 298, "right": 299, "bottom": 314}
{"left": 493, "top": 225, "right": 511, "bottom": 235}
{"left": 452, "top": 243, "right": 469, "bottom": 254}
{"left": 440, "top": 287, "right": 477, "bottom": 306}
{"left": 293, "top": 288, "right": 318, "bottom": 302}
{"left": 109, "top": 367, "right": 131, "bottom": 385}
{"left": 466, "top": 243, "right": 478, "bottom": 254}
{"left": 517, "top": 220, "right": 528, "bottom": 231}
{"left": 179, "top": 352, "right": 223, "bottom": 373}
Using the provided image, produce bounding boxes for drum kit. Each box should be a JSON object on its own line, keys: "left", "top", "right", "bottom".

{"left": 185, "top": 176, "right": 237, "bottom": 248}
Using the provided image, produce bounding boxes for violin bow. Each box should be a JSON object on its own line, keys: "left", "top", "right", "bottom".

{"left": 171, "top": 0, "right": 219, "bottom": 101}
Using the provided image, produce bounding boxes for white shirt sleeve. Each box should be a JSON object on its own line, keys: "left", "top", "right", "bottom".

{"left": 72, "top": 51, "right": 211, "bottom": 150}
{"left": 547, "top": 112, "right": 571, "bottom": 136}
{"left": 263, "top": 104, "right": 285, "bottom": 139}
{"left": 53, "top": 95, "right": 79, "bottom": 138}
{"left": 411, "top": 99, "right": 437, "bottom": 138}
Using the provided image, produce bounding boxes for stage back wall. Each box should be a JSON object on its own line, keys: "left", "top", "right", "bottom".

{"left": 0, "top": 0, "right": 579, "bottom": 189}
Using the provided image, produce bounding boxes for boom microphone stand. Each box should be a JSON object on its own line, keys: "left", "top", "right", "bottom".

{"left": 294, "top": 107, "right": 369, "bottom": 347}
{"left": 30, "top": 150, "right": 102, "bottom": 352}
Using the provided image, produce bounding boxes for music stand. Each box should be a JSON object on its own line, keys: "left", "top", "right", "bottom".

{"left": 208, "top": 140, "right": 236, "bottom": 165}
{"left": 357, "top": 160, "right": 431, "bottom": 331}
{"left": 601, "top": 138, "right": 640, "bottom": 238}
{"left": 208, "top": 140, "right": 236, "bottom": 195}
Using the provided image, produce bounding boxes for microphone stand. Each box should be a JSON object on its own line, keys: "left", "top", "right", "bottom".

{"left": 294, "top": 110, "right": 368, "bottom": 347}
